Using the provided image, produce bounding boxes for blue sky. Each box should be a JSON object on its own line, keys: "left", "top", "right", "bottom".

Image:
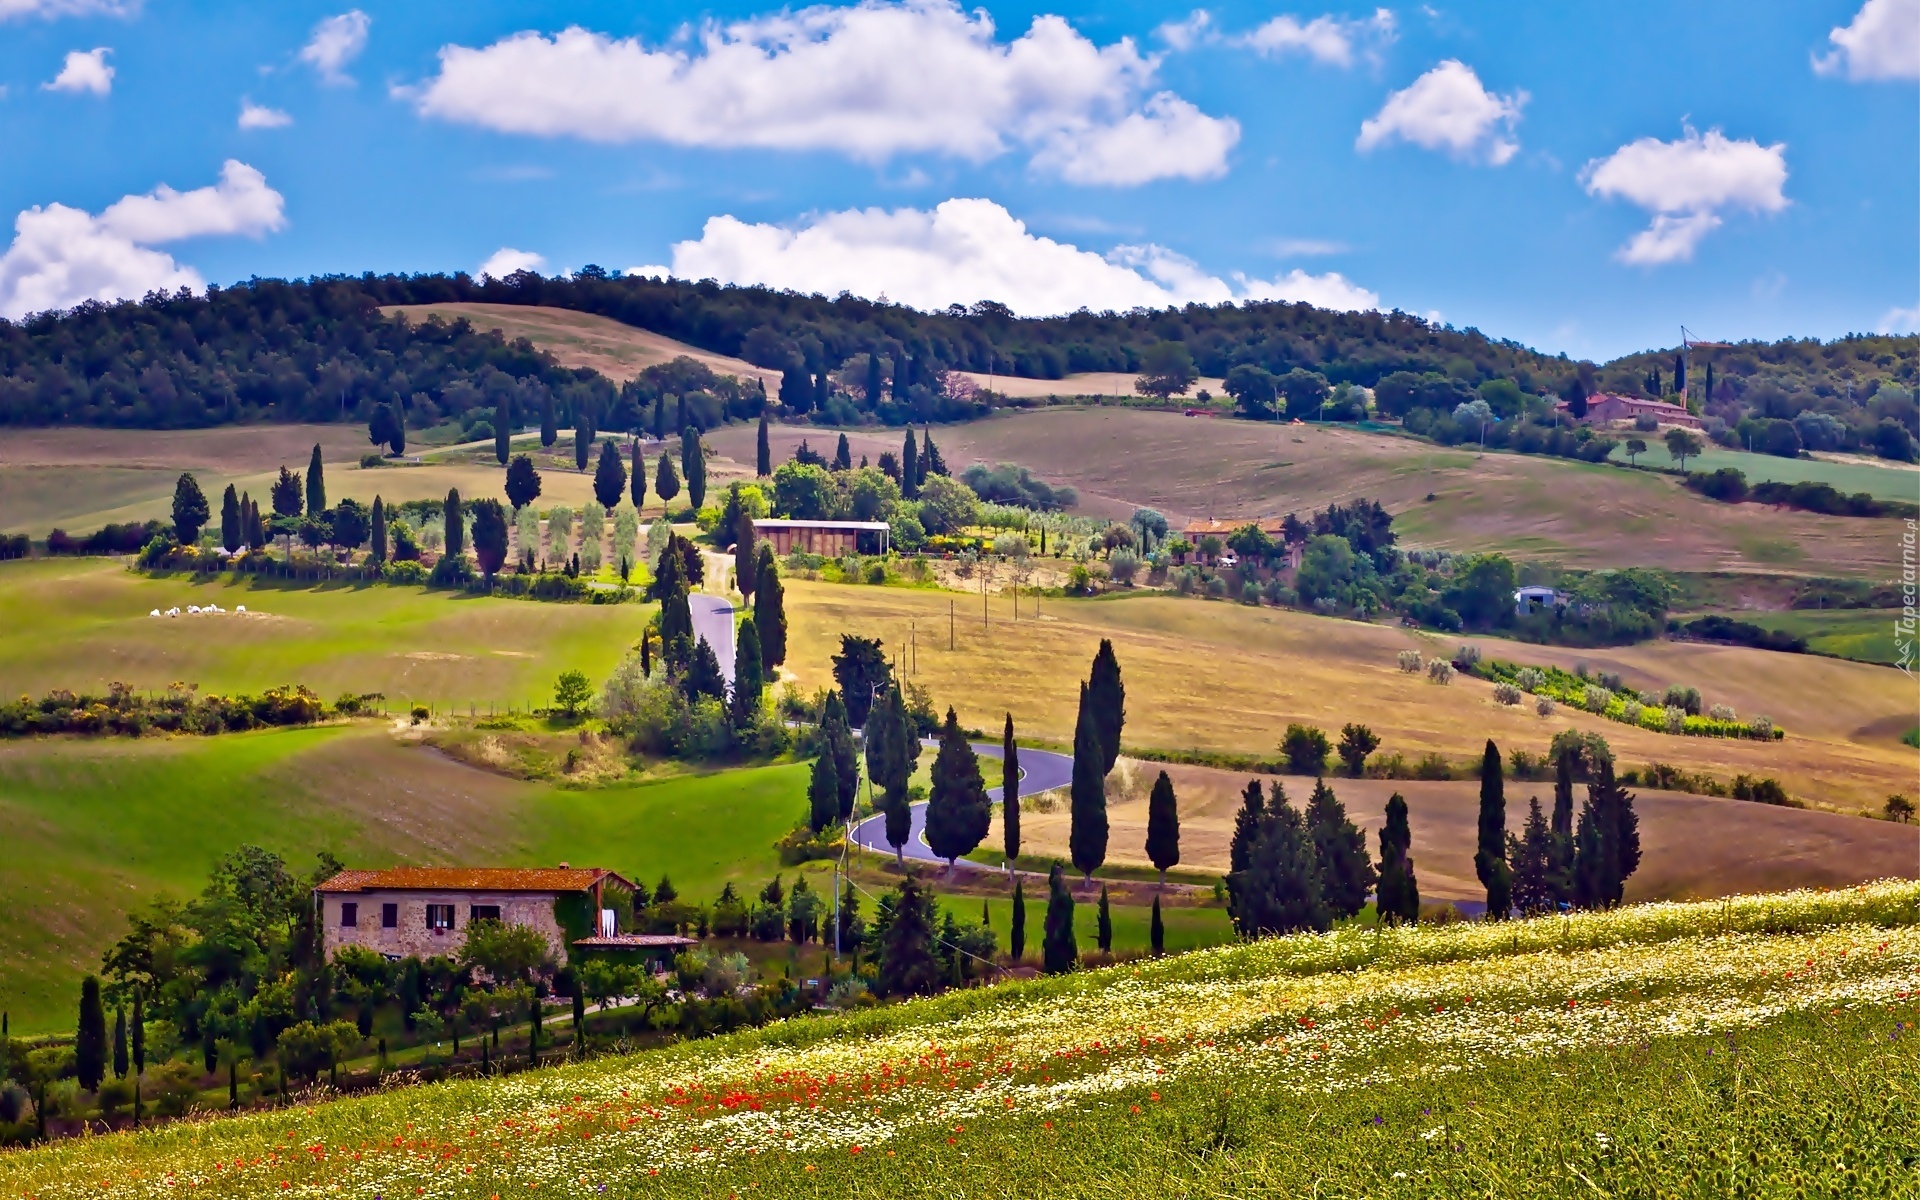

{"left": 0, "top": 0, "right": 1914, "bottom": 360}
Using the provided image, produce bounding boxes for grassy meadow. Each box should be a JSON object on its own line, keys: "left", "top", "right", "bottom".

{"left": 778, "top": 579, "right": 1920, "bottom": 813}
{"left": 1633, "top": 438, "right": 1920, "bottom": 500}
{"left": 707, "top": 409, "right": 1906, "bottom": 577}
{"left": 7, "top": 882, "right": 1917, "bottom": 1197}
{"left": 1703, "top": 606, "right": 1906, "bottom": 666}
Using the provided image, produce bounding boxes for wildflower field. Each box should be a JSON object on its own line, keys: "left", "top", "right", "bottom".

{"left": 9, "top": 882, "right": 1920, "bottom": 1198}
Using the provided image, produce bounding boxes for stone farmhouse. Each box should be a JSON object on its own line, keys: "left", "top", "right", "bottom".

{"left": 1554, "top": 393, "right": 1703, "bottom": 429}
{"left": 314, "top": 866, "right": 691, "bottom": 966}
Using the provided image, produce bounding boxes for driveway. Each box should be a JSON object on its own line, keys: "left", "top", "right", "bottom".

{"left": 688, "top": 594, "right": 736, "bottom": 687}
{"left": 849, "top": 739, "right": 1073, "bottom": 869}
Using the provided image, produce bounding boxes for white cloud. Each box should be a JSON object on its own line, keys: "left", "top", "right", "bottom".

{"left": 300, "top": 10, "right": 370, "bottom": 85}
{"left": 1581, "top": 126, "right": 1788, "bottom": 265}
{"left": 1155, "top": 9, "right": 1212, "bottom": 51}
{"left": 1879, "top": 302, "right": 1920, "bottom": 334}
{"left": 406, "top": 1, "right": 1238, "bottom": 186}
{"left": 1357, "top": 60, "right": 1524, "bottom": 164}
{"left": 1265, "top": 236, "right": 1348, "bottom": 256}
{"left": 1239, "top": 9, "right": 1395, "bottom": 67}
{"left": 0, "top": 161, "right": 286, "bottom": 320}
{"left": 477, "top": 247, "right": 546, "bottom": 280}
{"left": 1814, "top": 0, "right": 1920, "bottom": 81}
{"left": 1, "top": 0, "right": 136, "bottom": 20}
{"left": 237, "top": 100, "right": 292, "bottom": 130}
{"left": 45, "top": 47, "right": 113, "bottom": 95}
{"left": 640, "top": 197, "right": 1378, "bottom": 316}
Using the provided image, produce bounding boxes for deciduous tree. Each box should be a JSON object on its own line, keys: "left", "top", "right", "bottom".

{"left": 1337, "top": 724, "right": 1379, "bottom": 777}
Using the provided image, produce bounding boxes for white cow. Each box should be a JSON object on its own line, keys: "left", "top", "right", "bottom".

{"left": 235, "top": 605, "right": 248, "bottom": 613}
{"left": 165, "top": 607, "right": 181, "bottom": 617}
{"left": 149, "top": 609, "right": 161, "bottom": 617}
{"left": 187, "top": 605, "right": 201, "bottom": 614}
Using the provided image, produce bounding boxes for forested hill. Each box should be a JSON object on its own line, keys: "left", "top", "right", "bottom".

{"left": 0, "top": 269, "right": 1913, "bottom": 431}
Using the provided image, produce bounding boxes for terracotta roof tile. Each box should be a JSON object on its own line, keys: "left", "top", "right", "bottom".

{"left": 315, "top": 867, "right": 625, "bottom": 894}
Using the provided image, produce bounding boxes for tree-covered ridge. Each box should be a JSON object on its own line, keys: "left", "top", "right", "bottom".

{"left": 1, "top": 268, "right": 1913, "bottom": 431}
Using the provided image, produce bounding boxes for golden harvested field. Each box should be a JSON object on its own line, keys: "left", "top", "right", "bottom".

{"left": 1006, "top": 761, "right": 1918, "bottom": 904}
{"left": 952, "top": 369, "right": 1224, "bottom": 399}
{"left": 779, "top": 581, "right": 1919, "bottom": 814}
{"left": 706, "top": 408, "right": 1901, "bottom": 577}
{"left": 382, "top": 302, "right": 784, "bottom": 392}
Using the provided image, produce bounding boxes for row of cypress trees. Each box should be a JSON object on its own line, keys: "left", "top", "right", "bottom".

{"left": 1478, "top": 738, "right": 1642, "bottom": 918}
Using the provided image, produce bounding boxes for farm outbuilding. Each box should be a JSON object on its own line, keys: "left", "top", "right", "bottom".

{"left": 752, "top": 518, "right": 891, "bottom": 556}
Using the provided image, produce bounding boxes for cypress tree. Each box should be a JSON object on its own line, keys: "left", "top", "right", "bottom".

{"left": 541, "top": 390, "right": 557, "bottom": 447}
{"left": 1009, "top": 879, "right": 1026, "bottom": 961}
{"left": 574, "top": 414, "right": 591, "bottom": 471}
{"left": 1150, "top": 894, "right": 1164, "bottom": 956}
{"left": 808, "top": 752, "right": 839, "bottom": 832}
{"left": 734, "top": 507, "right": 759, "bottom": 602}
{"left": 220, "top": 484, "right": 241, "bottom": 553}
{"left": 1096, "top": 884, "right": 1112, "bottom": 953}
{"left": 686, "top": 637, "right": 726, "bottom": 701}
{"left": 1042, "top": 863, "right": 1077, "bottom": 974}
{"left": 387, "top": 399, "right": 407, "bottom": 456}
{"left": 130, "top": 989, "right": 145, "bottom": 1076}
{"left": 1474, "top": 739, "right": 1512, "bottom": 920}
{"left": 866, "top": 352, "right": 884, "bottom": 404}
{"left": 630, "top": 439, "right": 647, "bottom": 508}
{"left": 1507, "top": 797, "right": 1556, "bottom": 916}
{"left": 833, "top": 433, "right": 852, "bottom": 471}
{"left": 1572, "top": 797, "right": 1606, "bottom": 909}
{"left": 925, "top": 707, "right": 991, "bottom": 868}
{"left": 901, "top": 429, "right": 920, "bottom": 499}
{"left": 1068, "top": 682, "right": 1108, "bottom": 883}
{"left": 113, "top": 1006, "right": 128, "bottom": 1080}
{"left": 685, "top": 430, "right": 707, "bottom": 509}
{"left": 1703, "top": 361, "right": 1715, "bottom": 408}
{"left": 753, "top": 547, "right": 786, "bottom": 671}
{"left": 171, "top": 472, "right": 209, "bottom": 543}
{"left": 655, "top": 449, "right": 680, "bottom": 504}
{"left": 731, "top": 617, "right": 765, "bottom": 728}
{"left": 1239, "top": 794, "right": 1331, "bottom": 937}
{"left": 1306, "top": 777, "right": 1376, "bottom": 919}
{"left": 77, "top": 976, "right": 106, "bottom": 1092}
{"left": 306, "top": 443, "right": 325, "bottom": 514}
{"left": 593, "top": 439, "right": 626, "bottom": 509}
{"left": 1145, "top": 769, "right": 1180, "bottom": 886}
{"left": 822, "top": 690, "right": 859, "bottom": 823}
{"left": 444, "top": 488, "right": 464, "bottom": 559}
{"left": 1001, "top": 713, "right": 1021, "bottom": 861}
{"left": 922, "top": 431, "right": 946, "bottom": 476}
{"left": 1574, "top": 760, "right": 1641, "bottom": 908}
{"left": 370, "top": 496, "right": 388, "bottom": 564}
{"left": 1087, "top": 639, "right": 1125, "bottom": 773}
{"left": 495, "top": 397, "right": 512, "bottom": 465}
{"left": 1375, "top": 793, "right": 1420, "bottom": 925}
{"left": 1548, "top": 748, "right": 1576, "bottom": 907}
{"left": 756, "top": 414, "right": 771, "bottom": 477}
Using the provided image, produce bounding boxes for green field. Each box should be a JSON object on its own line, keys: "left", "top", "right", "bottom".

{"left": 1697, "top": 607, "right": 1907, "bottom": 666}
{"left": 1634, "top": 440, "right": 1920, "bottom": 500}
{"left": 8, "top": 883, "right": 1915, "bottom": 1196}
{"left": 0, "top": 557, "right": 652, "bottom": 707}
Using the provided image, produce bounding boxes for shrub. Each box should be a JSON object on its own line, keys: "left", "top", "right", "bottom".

{"left": 1662, "top": 685, "right": 1702, "bottom": 716}
{"left": 1732, "top": 775, "right": 1794, "bottom": 806}
{"left": 1413, "top": 752, "right": 1453, "bottom": 780}
{"left": 1108, "top": 549, "right": 1140, "bottom": 584}
{"left": 1493, "top": 682, "right": 1522, "bottom": 705}
{"left": 1885, "top": 794, "right": 1916, "bottom": 824}
{"left": 1515, "top": 666, "right": 1544, "bottom": 692}
{"left": 1204, "top": 575, "right": 1229, "bottom": 598}
{"left": 1535, "top": 696, "right": 1555, "bottom": 717}
{"left": 1708, "top": 704, "right": 1736, "bottom": 722}
{"left": 1622, "top": 700, "right": 1642, "bottom": 725}
{"left": 1452, "top": 644, "right": 1481, "bottom": 672}
{"left": 1426, "top": 659, "right": 1454, "bottom": 685}
{"left": 1748, "top": 715, "right": 1774, "bottom": 739}
{"left": 1584, "top": 685, "right": 1611, "bottom": 713}
{"left": 1663, "top": 706, "right": 1686, "bottom": 734}
{"left": 1396, "top": 649, "right": 1423, "bottom": 673}
{"left": 410, "top": 705, "right": 430, "bottom": 723}
{"left": 383, "top": 560, "right": 429, "bottom": 585}
{"left": 1280, "top": 724, "right": 1331, "bottom": 774}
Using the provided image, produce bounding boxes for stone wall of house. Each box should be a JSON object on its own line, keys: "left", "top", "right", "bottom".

{"left": 320, "top": 891, "right": 572, "bottom": 964}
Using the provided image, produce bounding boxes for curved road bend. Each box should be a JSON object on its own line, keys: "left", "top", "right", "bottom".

{"left": 687, "top": 594, "right": 736, "bottom": 687}
{"left": 849, "top": 739, "right": 1073, "bottom": 869}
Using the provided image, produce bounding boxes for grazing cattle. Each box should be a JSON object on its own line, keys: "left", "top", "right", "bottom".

{"left": 235, "top": 605, "right": 248, "bottom": 613}
{"left": 149, "top": 609, "right": 161, "bottom": 617}
{"left": 165, "top": 607, "right": 180, "bottom": 617}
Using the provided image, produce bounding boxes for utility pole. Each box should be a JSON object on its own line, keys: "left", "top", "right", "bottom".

{"left": 950, "top": 600, "right": 955, "bottom": 650}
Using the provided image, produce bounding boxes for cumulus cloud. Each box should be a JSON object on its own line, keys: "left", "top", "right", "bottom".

{"left": 1581, "top": 126, "right": 1788, "bottom": 265}
{"left": 1154, "top": 9, "right": 1212, "bottom": 51}
{"left": 0, "top": 161, "right": 286, "bottom": 319}
{"left": 45, "top": 47, "right": 113, "bottom": 95}
{"left": 1, "top": 0, "right": 137, "bottom": 20}
{"left": 406, "top": 0, "right": 1238, "bottom": 186}
{"left": 635, "top": 197, "right": 1379, "bottom": 317}
{"left": 238, "top": 100, "right": 292, "bottom": 130}
{"left": 1357, "top": 60, "right": 1524, "bottom": 164}
{"left": 300, "top": 10, "right": 370, "bottom": 85}
{"left": 1878, "top": 302, "right": 1920, "bottom": 334}
{"left": 1238, "top": 9, "right": 1395, "bottom": 67}
{"left": 1814, "top": 0, "right": 1920, "bottom": 81}
{"left": 477, "top": 247, "right": 546, "bottom": 280}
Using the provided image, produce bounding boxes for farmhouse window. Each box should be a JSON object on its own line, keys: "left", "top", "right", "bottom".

{"left": 470, "top": 904, "right": 502, "bottom": 924}
{"left": 425, "top": 904, "right": 455, "bottom": 932}
{"left": 340, "top": 903, "right": 358, "bottom": 928}
{"left": 381, "top": 903, "right": 398, "bottom": 928}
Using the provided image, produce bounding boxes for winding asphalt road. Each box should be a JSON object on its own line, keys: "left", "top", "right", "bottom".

{"left": 849, "top": 738, "right": 1073, "bottom": 869}
{"left": 688, "top": 594, "right": 736, "bottom": 686}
